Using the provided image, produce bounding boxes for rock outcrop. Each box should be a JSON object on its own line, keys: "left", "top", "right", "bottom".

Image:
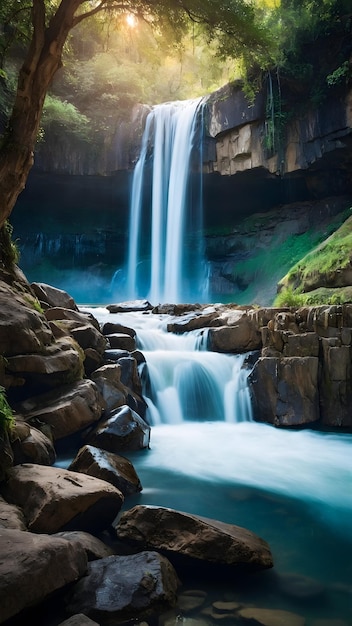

{"left": 0, "top": 528, "right": 88, "bottom": 623}
{"left": 115, "top": 505, "right": 274, "bottom": 571}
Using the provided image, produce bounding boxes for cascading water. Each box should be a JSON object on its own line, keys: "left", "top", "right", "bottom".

{"left": 136, "top": 323, "right": 253, "bottom": 425}
{"left": 126, "top": 98, "right": 208, "bottom": 304}
{"left": 81, "top": 307, "right": 352, "bottom": 623}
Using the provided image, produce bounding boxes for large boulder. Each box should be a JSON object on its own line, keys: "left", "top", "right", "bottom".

{"left": 0, "top": 463, "right": 124, "bottom": 534}
{"left": 65, "top": 551, "right": 179, "bottom": 623}
{"left": 13, "top": 379, "right": 105, "bottom": 441}
{"left": 31, "top": 282, "right": 79, "bottom": 311}
{"left": 0, "top": 528, "right": 87, "bottom": 624}
{"left": 5, "top": 336, "right": 85, "bottom": 393}
{"left": 68, "top": 445, "right": 143, "bottom": 496}
{"left": 0, "top": 282, "right": 53, "bottom": 357}
{"left": 114, "top": 505, "right": 273, "bottom": 571}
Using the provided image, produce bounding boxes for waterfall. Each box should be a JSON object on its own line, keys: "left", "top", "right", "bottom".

{"left": 126, "top": 98, "right": 208, "bottom": 304}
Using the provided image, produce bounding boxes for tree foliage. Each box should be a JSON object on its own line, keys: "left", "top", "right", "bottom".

{"left": 0, "top": 0, "right": 277, "bottom": 235}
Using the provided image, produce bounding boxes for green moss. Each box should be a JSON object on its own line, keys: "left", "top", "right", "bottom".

{"left": 0, "top": 386, "right": 14, "bottom": 434}
{"left": 0, "top": 221, "right": 20, "bottom": 269}
{"left": 280, "top": 213, "right": 352, "bottom": 294}
{"left": 23, "top": 294, "right": 44, "bottom": 314}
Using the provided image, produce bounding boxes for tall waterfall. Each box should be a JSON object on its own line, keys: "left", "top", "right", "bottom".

{"left": 126, "top": 98, "right": 207, "bottom": 304}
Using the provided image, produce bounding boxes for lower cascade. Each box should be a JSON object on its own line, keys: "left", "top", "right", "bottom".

{"left": 136, "top": 319, "right": 253, "bottom": 424}
{"left": 87, "top": 307, "right": 352, "bottom": 624}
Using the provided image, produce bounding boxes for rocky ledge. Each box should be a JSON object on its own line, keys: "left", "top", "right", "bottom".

{"left": 0, "top": 267, "right": 350, "bottom": 625}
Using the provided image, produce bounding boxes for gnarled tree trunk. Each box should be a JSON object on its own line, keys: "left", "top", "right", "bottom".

{"left": 0, "top": 0, "right": 87, "bottom": 231}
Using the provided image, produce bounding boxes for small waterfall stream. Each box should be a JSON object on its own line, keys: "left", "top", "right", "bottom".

{"left": 135, "top": 321, "right": 253, "bottom": 425}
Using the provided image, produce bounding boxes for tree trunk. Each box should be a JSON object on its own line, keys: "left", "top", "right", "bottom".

{"left": 0, "top": 0, "right": 82, "bottom": 230}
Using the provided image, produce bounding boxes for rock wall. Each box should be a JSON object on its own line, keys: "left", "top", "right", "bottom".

{"left": 204, "top": 82, "right": 352, "bottom": 189}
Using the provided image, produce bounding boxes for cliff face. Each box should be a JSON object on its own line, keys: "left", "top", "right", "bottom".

{"left": 204, "top": 81, "right": 352, "bottom": 197}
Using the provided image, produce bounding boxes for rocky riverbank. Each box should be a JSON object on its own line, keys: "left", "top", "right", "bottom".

{"left": 0, "top": 267, "right": 351, "bottom": 624}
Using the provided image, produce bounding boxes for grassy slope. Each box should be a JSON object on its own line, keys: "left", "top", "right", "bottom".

{"left": 274, "top": 212, "right": 352, "bottom": 306}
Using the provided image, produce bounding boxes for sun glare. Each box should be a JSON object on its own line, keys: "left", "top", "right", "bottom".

{"left": 125, "top": 13, "right": 137, "bottom": 28}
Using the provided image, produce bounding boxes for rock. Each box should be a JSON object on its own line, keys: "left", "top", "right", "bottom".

{"left": 0, "top": 283, "right": 53, "bottom": 357}
{"left": 319, "top": 339, "right": 352, "bottom": 427}
{"left": 0, "top": 495, "right": 26, "bottom": 530}
{"left": 107, "top": 300, "right": 153, "bottom": 313}
{"left": 68, "top": 444, "right": 143, "bottom": 496}
{"left": 90, "top": 363, "right": 130, "bottom": 413}
{"left": 92, "top": 358, "right": 146, "bottom": 418}
{"left": 14, "top": 379, "right": 105, "bottom": 441}
{"left": 248, "top": 356, "right": 319, "bottom": 426}
{"left": 10, "top": 420, "right": 56, "bottom": 465}
{"left": 153, "top": 303, "right": 203, "bottom": 315}
{"left": 82, "top": 347, "right": 103, "bottom": 376}
{"left": 117, "top": 355, "right": 142, "bottom": 394}
{"left": 70, "top": 324, "right": 107, "bottom": 357}
{"left": 54, "top": 530, "right": 115, "bottom": 561}
{"left": 45, "top": 306, "right": 100, "bottom": 331}
{"left": 106, "top": 332, "right": 136, "bottom": 351}
{"left": 0, "top": 528, "right": 87, "bottom": 624}
{"left": 101, "top": 321, "right": 136, "bottom": 337}
{"left": 283, "top": 332, "right": 320, "bottom": 357}
{"left": 238, "top": 607, "right": 305, "bottom": 626}
{"left": 31, "top": 282, "right": 79, "bottom": 311}
{"left": 166, "top": 310, "right": 221, "bottom": 333}
{"left": 0, "top": 463, "right": 124, "bottom": 534}
{"left": 87, "top": 404, "right": 150, "bottom": 452}
{"left": 5, "top": 336, "right": 85, "bottom": 392}
{"left": 65, "top": 551, "right": 179, "bottom": 623}
{"left": 114, "top": 505, "right": 273, "bottom": 571}
{"left": 207, "top": 317, "right": 262, "bottom": 353}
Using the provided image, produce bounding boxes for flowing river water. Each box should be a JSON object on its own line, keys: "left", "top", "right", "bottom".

{"left": 82, "top": 306, "right": 352, "bottom": 625}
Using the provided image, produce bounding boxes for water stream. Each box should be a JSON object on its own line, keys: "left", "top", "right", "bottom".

{"left": 126, "top": 98, "right": 207, "bottom": 304}
{"left": 85, "top": 307, "right": 352, "bottom": 625}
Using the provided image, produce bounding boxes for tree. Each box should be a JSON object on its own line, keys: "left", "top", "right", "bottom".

{"left": 0, "top": 0, "right": 274, "bottom": 242}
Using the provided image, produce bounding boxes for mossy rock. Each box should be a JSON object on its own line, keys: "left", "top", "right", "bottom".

{"left": 276, "top": 214, "right": 352, "bottom": 305}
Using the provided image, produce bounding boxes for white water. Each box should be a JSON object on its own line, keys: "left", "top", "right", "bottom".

{"left": 126, "top": 99, "right": 207, "bottom": 304}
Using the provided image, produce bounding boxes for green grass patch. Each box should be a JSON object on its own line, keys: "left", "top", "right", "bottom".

{"left": 281, "top": 214, "right": 352, "bottom": 290}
